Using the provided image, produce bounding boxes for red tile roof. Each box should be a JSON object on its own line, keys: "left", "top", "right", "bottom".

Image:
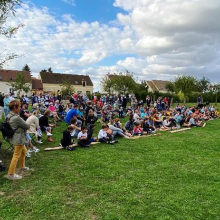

{"left": 0, "top": 69, "right": 32, "bottom": 83}
{"left": 32, "top": 78, "right": 43, "bottom": 90}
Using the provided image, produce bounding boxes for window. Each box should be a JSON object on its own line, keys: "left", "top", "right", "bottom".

{"left": 75, "top": 81, "right": 79, "bottom": 84}
{"left": 86, "top": 91, "right": 90, "bottom": 94}
{"left": 77, "top": 91, "right": 82, "bottom": 94}
{"left": 82, "top": 81, "right": 86, "bottom": 87}
{"left": 0, "top": 76, "right": 2, "bottom": 80}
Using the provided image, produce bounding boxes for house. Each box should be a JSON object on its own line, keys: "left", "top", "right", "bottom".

{"left": 31, "top": 77, "right": 43, "bottom": 93}
{"left": 146, "top": 80, "right": 170, "bottom": 93}
{"left": 39, "top": 72, "right": 93, "bottom": 95}
{"left": 0, "top": 69, "right": 32, "bottom": 96}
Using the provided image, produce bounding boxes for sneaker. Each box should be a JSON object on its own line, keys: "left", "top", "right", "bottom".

{"left": 36, "top": 140, "right": 43, "bottom": 144}
{"left": 47, "top": 133, "right": 53, "bottom": 136}
{"left": 113, "top": 140, "right": 119, "bottom": 143}
{"left": 7, "top": 174, "right": 22, "bottom": 180}
{"left": 19, "top": 167, "right": 30, "bottom": 172}
{"left": 109, "top": 141, "right": 115, "bottom": 144}
{"left": 29, "top": 147, "right": 40, "bottom": 153}
{"left": 26, "top": 151, "right": 31, "bottom": 158}
{"left": 124, "top": 135, "right": 130, "bottom": 139}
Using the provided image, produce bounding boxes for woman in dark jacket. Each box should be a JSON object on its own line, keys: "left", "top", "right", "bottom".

{"left": 39, "top": 110, "right": 55, "bottom": 142}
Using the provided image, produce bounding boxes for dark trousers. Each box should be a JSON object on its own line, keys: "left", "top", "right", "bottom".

{"left": 78, "top": 139, "right": 91, "bottom": 147}
{"left": 99, "top": 135, "right": 114, "bottom": 143}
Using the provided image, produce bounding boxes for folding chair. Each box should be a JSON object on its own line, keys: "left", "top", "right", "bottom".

{"left": 2, "top": 138, "right": 14, "bottom": 156}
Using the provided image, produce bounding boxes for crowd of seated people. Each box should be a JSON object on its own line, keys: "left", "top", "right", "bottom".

{"left": 1, "top": 92, "right": 219, "bottom": 160}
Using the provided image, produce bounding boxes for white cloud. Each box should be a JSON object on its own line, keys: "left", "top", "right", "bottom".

{"left": 61, "top": 0, "right": 75, "bottom": 7}
{"left": 1, "top": 1, "right": 220, "bottom": 91}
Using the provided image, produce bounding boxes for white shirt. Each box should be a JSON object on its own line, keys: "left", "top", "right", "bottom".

{"left": 98, "top": 129, "right": 107, "bottom": 139}
{"left": 134, "top": 113, "right": 140, "bottom": 123}
{"left": 77, "top": 131, "right": 87, "bottom": 140}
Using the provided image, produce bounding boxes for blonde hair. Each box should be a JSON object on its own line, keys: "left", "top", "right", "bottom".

{"left": 88, "top": 109, "right": 94, "bottom": 116}
{"left": 33, "top": 110, "right": 40, "bottom": 116}
{"left": 33, "top": 103, "right": 38, "bottom": 108}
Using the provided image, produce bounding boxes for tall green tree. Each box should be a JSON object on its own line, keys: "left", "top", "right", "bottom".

{"left": 173, "top": 75, "right": 197, "bottom": 94}
{"left": 0, "top": 0, "right": 23, "bottom": 68}
{"left": 60, "top": 77, "right": 75, "bottom": 99}
{"left": 7, "top": 71, "right": 31, "bottom": 96}
{"left": 111, "top": 71, "right": 137, "bottom": 94}
{"left": 196, "top": 76, "right": 210, "bottom": 94}
{"left": 48, "top": 67, "right": 53, "bottom": 73}
{"left": 209, "top": 83, "right": 220, "bottom": 104}
{"left": 102, "top": 75, "right": 114, "bottom": 94}
{"left": 22, "top": 64, "right": 31, "bottom": 72}
{"left": 165, "top": 81, "right": 175, "bottom": 93}
{"left": 40, "top": 69, "right": 47, "bottom": 73}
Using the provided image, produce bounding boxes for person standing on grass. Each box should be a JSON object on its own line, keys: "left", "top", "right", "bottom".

{"left": 7, "top": 100, "right": 30, "bottom": 180}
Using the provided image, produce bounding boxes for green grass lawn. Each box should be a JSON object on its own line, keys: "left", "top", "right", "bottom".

{"left": 1, "top": 116, "right": 220, "bottom": 219}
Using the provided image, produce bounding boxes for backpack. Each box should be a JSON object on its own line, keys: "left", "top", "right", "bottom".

{"left": 0, "top": 116, "right": 16, "bottom": 139}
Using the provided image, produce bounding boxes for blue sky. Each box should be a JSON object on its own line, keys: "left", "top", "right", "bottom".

{"left": 30, "top": 0, "right": 125, "bottom": 24}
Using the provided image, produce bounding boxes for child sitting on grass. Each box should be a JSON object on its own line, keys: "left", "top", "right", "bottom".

{"left": 60, "top": 125, "right": 76, "bottom": 151}
{"left": 133, "top": 123, "right": 144, "bottom": 136}
{"left": 98, "top": 125, "right": 115, "bottom": 144}
{"left": 77, "top": 126, "right": 91, "bottom": 148}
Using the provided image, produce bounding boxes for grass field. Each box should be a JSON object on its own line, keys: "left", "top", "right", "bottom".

{"left": 0, "top": 108, "right": 220, "bottom": 219}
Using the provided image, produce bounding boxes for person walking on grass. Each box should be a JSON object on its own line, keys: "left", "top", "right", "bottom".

{"left": 7, "top": 100, "right": 30, "bottom": 180}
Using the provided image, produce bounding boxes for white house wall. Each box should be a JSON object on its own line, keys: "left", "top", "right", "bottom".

{"left": 0, "top": 81, "right": 32, "bottom": 96}
{"left": 43, "top": 83, "right": 93, "bottom": 94}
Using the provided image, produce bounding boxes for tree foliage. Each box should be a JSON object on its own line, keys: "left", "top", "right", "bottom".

{"left": 165, "top": 82, "right": 175, "bottom": 93}
{"left": 209, "top": 83, "right": 220, "bottom": 104}
{"left": 196, "top": 76, "right": 210, "bottom": 94}
{"left": 60, "top": 76, "right": 75, "bottom": 99}
{"left": 7, "top": 71, "right": 31, "bottom": 96}
{"left": 173, "top": 75, "right": 197, "bottom": 94}
{"left": 0, "top": 0, "right": 23, "bottom": 68}
{"left": 102, "top": 71, "right": 137, "bottom": 94}
{"left": 22, "top": 64, "right": 31, "bottom": 72}
{"left": 48, "top": 67, "right": 53, "bottom": 73}
{"left": 102, "top": 75, "right": 114, "bottom": 94}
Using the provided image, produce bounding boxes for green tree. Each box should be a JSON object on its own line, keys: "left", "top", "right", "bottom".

{"left": 60, "top": 77, "right": 75, "bottom": 99}
{"left": 22, "top": 64, "right": 31, "bottom": 72}
{"left": 48, "top": 67, "right": 53, "bottom": 73}
{"left": 102, "top": 74, "right": 115, "bottom": 94}
{"left": 209, "top": 83, "right": 220, "bottom": 104}
{"left": 165, "top": 81, "right": 175, "bottom": 93}
{"left": 0, "top": 0, "right": 23, "bottom": 68}
{"left": 111, "top": 71, "right": 137, "bottom": 94}
{"left": 40, "top": 69, "right": 47, "bottom": 73}
{"left": 7, "top": 71, "right": 31, "bottom": 96}
{"left": 196, "top": 77, "right": 210, "bottom": 94}
{"left": 173, "top": 75, "right": 197, "bottom": 94}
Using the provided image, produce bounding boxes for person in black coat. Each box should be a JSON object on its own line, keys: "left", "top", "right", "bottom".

{"left": 60, "top": 126, "right": 75, "bottom": 150}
